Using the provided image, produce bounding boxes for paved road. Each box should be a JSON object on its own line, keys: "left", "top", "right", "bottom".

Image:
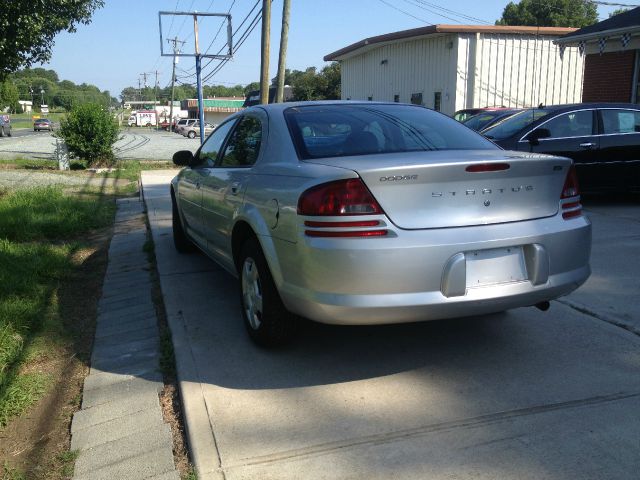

{"left": 142, "top": 171, "right": 640, "bottom": 480}
{"left": 0, "top": 129, "right": 196, "bottom": 161}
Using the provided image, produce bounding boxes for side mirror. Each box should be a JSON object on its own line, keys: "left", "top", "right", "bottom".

{"left": 525, "top": 128, "right": 550, "bottom": 146}
{"left": 173, "top": 150, "right": 194, "bottom": 166}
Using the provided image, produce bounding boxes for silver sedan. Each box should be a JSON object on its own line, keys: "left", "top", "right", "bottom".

{"left": 171, "top": 101, "right": 591, "bottom": 346}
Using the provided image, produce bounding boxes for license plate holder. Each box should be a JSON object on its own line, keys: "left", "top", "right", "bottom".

{"left": 466, "top": 247, "right": 527, "bottom": 288}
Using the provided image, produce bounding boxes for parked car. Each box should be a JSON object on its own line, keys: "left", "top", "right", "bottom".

{"left": 0, "top": 115, "right": 11, "bottom": 137}
{"left": 171, "top": 101, "right": 591, "bottom": 346}
{"left": 183, "top": 121, "right": 217, "bottom": 139}
{"left": 453, "top": 106, "right": 509, "bottom": 122}
{"left": 481, "top": 103, "right": 640, "bottom": 193}
{"left": 33, "top": 118, "right": 53, "bottom": 131}
{"left": 175, "top": 118, "right": 197, "bottom": 135}
{"left": 463, "top": 109, "right": 521, "bottom": 131}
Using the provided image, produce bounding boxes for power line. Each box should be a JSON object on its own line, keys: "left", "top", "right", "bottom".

{"left": 376, "top": 0, "right": 434, "bottom": 24}
{"left": 201, "top": 8, "right": 262, "bottom": 82}
{"left": 412, "top": 0, "right": 491, "bottom": 24}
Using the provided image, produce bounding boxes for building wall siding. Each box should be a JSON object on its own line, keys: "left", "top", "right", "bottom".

{"left": 340, "top": 32, "right": 583, "bottom": 115}
{"left": 340, "top": 34, "right": 458, "bottom": 113}
{"left": 459, "top": 33, "right": 583, "bottom": 110}
{"left": 582, "top": 51, "right": 635, "bottom": 103}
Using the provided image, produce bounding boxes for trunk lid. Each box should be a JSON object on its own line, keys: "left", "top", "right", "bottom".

{"left": 305, "top": 150, "right": 571, "bottom": 229}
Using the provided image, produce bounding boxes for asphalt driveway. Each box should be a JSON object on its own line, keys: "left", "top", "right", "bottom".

{"left": 142, "top": 170, "right": 640, "bottom": 480}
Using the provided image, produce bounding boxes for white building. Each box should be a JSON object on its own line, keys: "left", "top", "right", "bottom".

{"left": 18, "top": 100, "right": 32, "bottom": 114}
{"left": 325, "top": 25, "right": 585, "bottom": 115}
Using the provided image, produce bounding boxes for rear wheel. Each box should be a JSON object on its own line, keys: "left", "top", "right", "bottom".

{"left": 239, "top": 238, "right": 296, "bottom": 347}
{"left": 172, "top": 193, "right": 196, "bottom": 253}
{"left": 7, "top": 128, "right": 11, "bottom": 137}
{"left": 0, "top": 127, "right": 4, "bottom": 137}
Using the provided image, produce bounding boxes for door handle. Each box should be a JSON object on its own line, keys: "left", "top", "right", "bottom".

{"left": 230, "top": 182, "right": 241, "bottom": 195}
{"left": 579, "top": 142, "right": 595, "bottom": 149}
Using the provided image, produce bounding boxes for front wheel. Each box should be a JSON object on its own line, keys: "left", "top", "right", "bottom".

{"left": 187, "top": 130, "right": 196, "bottom": 139}
{"left": 172, "top": 193, "right": 196, "bottom": 253}
{"left": 239, "top": 238, "right": 296, "bottom": 347}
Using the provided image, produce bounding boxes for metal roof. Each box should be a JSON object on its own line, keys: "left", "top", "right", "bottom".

{"left": 557, "top": 7, "right": 640, "bottom": 43}
{"left": 324, "top": 24, "right": 577, "bottom": 61}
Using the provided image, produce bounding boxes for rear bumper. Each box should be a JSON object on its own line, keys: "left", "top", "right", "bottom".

{"left": 273, "top": 214, "right": 592, "bottom": 325}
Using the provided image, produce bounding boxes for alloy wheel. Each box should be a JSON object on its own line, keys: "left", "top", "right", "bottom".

{"left": 242, "top": 257, "right": 263, "bottom": 330}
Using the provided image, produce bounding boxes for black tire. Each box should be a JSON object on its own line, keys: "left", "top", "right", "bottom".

{"left": 172, "top": 193, "right": 196, "bottom": 253}
{"left": 7, "top": 128, "right": 11, "bottom": 137}
{"left": 0, "top": 127, "right": 4, "bottom": 137}
{"left": 187, "top": 130, "right": 196, "bottom": 139}
{"left": 238, "top": 237, "right": 296, "bottom": 347}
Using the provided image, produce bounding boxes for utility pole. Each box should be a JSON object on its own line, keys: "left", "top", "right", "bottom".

{"left": 137, "top": 78, "right": 142, "bottom": 102}
{"left": 276, "top": 0, "right": 291, "bottom": 103}
{"left": 154, "top": 70, "right": 160, "bottom": 130}
{"left": 194, "top": 14, "right": 205, "bottom": 141}
{"left": 260, "top": 0, "right": 272, "bottom": 105}
{"left": 168, "top": 37, "right": 185, "bottom": 132}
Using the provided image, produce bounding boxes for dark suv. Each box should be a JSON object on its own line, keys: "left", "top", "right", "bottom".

{"left": 481, "top": 103, "right": 640, "bottom": 193}
{"left": 0, "top": 115, "right": 11, "bottom": 137}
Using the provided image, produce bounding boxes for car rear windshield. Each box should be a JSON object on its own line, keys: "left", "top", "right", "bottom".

{"left": 482, "top": 109, "right": 552, "bottom": 140}
{"left": 284, "top": 104, "right": 496, "bottom": 160}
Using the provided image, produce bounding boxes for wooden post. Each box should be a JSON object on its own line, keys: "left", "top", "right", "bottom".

{"left": 276, "top": 0, "right": 291, "bottom": 103}
{"left": 260, "top": 0, "right": 272, "bottom": 105}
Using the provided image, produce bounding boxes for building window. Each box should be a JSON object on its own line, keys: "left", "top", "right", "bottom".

{"left": 434, "top": 92, "right": 442, "bottom": 112}
{"left": 394, "top": 94, "right": 400, "bottom": 103}
{"left": 367, "top": 96, "right": 373, "bottom": 101}
{"left": 410, "top": 93, "right": 422, "bottom": 105}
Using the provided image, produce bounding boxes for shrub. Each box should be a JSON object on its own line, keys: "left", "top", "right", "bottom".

{"left": 57, "top": 103, "right": 119, "bottom": 166}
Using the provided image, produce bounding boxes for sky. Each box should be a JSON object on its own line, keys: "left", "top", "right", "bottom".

{"left": 41, "top": 0, "right": 620, "bottom": 98}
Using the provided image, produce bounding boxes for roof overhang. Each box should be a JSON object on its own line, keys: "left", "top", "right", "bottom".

{"left": 555, "top": 25, "right": 640, "bottom": 45}
{"left": 324, "top": 24, "right": 577, "bottom": 61}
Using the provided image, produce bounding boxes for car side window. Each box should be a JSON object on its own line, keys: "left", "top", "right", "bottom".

{"left": 542, "top": 110, "right": 593, "bottom": 139}
{"left": 601, "top": 109, "right": 640, "bottom": 134}
{"left": 195, "top": 120, "right": 236, "bottom": 168}
{"left": 217, "top": 116, "right": 262, "bottom": 167}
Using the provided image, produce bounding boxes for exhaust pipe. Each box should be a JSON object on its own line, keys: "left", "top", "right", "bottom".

{"left": 535, "top": 301, "right": 550, "bottom": 312}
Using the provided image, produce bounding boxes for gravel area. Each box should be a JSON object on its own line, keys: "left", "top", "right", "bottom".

{"left": 0, "top": 129, "right": 198, "bottom": 162}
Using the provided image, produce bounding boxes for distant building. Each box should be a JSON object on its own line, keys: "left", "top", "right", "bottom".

{"left": 556, "top": 7, "right": 640, "bottom": 103}
{"left": 183, "top": 97, "right": 245, "bottom": 124}
{"left": 18, "top": 100, "right": 32, "bottom": 114}
{"left": 325, "top": 25, "right": 584, "bottom": 115}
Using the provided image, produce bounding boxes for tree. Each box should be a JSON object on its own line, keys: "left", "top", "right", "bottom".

{"left": 0, "top": 1, "right": 104, "bottom": 79}
{"left": 609, "top": 8, "right": 629, "bottom": 17}
{"left": 57, "top": 103, "right": 119, "bottom": 166}
{"left": 0, "top": 81, "right": 20, "bottom": 113}
{"left": 496, "top": 0, "right": 598, "bottom": 28}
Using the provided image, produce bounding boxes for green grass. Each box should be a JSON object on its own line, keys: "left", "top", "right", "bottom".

{"left": 0, "top": 186, "right": 116, "bottom": 427}
{"left": 56, "top": 450, "right": 79, "bottom": 477}
{"left": 1, "top": 461, "right": 27, "bottom": 480}
{"left": 0, "top": 186, "right": 115, "bottom": 242}
{"left": 0, "top": 372, "right": 51, "bottom": 427}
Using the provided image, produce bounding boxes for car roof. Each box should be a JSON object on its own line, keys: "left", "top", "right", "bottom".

{"left": 244, "top": 100, "right": 433, "bottom": 114}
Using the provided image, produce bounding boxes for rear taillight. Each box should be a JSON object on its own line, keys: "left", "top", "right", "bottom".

{"left": 298, "top": 179, "right": 387, "bottom": 237}
{"left": 561, "top": 165, "right": 582, "bottom": 219}
{"left": 298, "top": 179, "right": 382, "bottom": 216}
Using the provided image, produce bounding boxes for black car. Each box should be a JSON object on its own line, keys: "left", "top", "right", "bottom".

{"left": 482, "top": 103, "right": 640, "bottom": 193}
{"left": 462, "top": 109, "right": 521, "bottom": 132}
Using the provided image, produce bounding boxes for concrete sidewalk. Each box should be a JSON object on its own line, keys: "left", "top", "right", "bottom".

{"left": 142, "top": 170, "right": 640, "bottom": 480}
{"left": 70, "top": 198, "right": 179, "bottom": 480}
